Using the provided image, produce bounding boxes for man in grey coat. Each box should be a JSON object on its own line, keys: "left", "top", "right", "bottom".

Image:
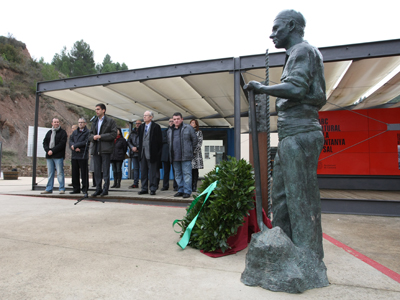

{"left": 89, "top": 103, "right": 117, "bottom": 197}
{"left": 167, "top": 112, "right": 198, "bottom": 198}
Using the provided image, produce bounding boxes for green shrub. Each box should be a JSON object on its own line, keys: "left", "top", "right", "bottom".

{"left": 0, "top": 44, "right": 22, "bottom": 64}
{"left": 29, "top": 85, "right": 36, "bottom": 94}
{"left": 41, "top": 63, "right": 59, "bottom": 81}
{"left": 0, "top": 75, "right": 3, "bottom": 86}
{"left": 176, "top": 157, "right": 255, "bottom": 253}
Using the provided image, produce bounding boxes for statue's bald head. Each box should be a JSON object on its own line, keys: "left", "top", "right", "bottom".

{"left": 275, "top": 9, "right": 306, "bottom": 37}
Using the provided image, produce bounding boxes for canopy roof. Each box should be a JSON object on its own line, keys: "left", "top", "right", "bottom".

{"left": 37, "top": 39, "right": 400, "bottom": 133}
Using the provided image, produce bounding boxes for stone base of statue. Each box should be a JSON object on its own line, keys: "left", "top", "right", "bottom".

{"left": 241, "top": 226, "right": 329, "bottom": 293}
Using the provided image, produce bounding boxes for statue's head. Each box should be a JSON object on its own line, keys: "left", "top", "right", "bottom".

{"left": 270, "top": 9, "right": 306, "bottom": 49}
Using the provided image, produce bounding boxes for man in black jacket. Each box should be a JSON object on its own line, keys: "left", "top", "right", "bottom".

{"left": 160, "top": 119, "right": 178, "bottom": 191}
{"left": 41, "top": 118, "right": 68, "bottom": 194}
{"left": 137, "top": 111, "right": 162, "bottom": 195}
{"left": 89, "top": 104, "right": 118, "bottom": 197}
{"left": 69, "top": 117, "right": 90, "bottom": 197}
{"left": 127, "top": 120, "right": 141, "bottom": 188}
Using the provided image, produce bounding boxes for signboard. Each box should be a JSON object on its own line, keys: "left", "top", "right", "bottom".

{"left": 318, "top": 108, "right": 400, "bottom": 176}
{"left": 27, "top": 126, "right": 50, "bottom": 158}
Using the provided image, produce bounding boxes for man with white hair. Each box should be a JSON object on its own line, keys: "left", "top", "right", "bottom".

{"left": 69, "top": 117, "right": 90, "bottom": 198}
{"left": 137, "top": 111, "right": 162, "bottom": 195}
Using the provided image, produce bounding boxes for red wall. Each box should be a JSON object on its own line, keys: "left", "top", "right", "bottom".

{"left": 317, "top": 107, "right": 400, "bottom": 176}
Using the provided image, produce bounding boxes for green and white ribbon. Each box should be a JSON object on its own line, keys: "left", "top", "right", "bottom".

{"left": 173, "top": 169, "right": 219, "bottom": 249}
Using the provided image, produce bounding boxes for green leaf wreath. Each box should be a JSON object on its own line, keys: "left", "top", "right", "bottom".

{"left": 176, "top": 156, "right": 255, "bottom": 253}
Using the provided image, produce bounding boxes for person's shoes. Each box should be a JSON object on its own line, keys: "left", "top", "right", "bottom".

{"left": 138, "top": 190, "right": 148, "bottom": 195}
{"left": 100, "top": 190, "right": 108, "bottom": 196}
{"left": 59, "top": 191, "right": 65, "bottom": 194}
{"left": 173, "top": 187, "right": 178, "bottom": 191}
{"left": 40, "top": 191, "right": 52, "bottom": 194}
{"left": 129, "top": 184, "right": 138, "bottom": 188}
{"left": 174, "top": 192, "right": 184, "bottom": 197}
{"left": 83, "top": 193, "right": 88, "bottom": 198}
{"left": 161, "top": 187, "right": 168, "bottom": 191}
{"left": 91, "top": 190, "right": 103, "bottom": 197}
{"left": 68, "top": 183, "right": 73, "bottom": 186}
{"left": 150, "top": 191, "right": 156, "bottom": 195}
{"left": 182, "top": 193, "right": 191, "bottom": 198}
{"left": 69, "top": 191, "right": 80, "bottom": 194}
{"left": 110, "top": 182, "right": 117, "bottom": 188}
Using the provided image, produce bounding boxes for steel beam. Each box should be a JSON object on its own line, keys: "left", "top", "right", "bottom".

{"left": 321, "top": 198, "right": 400, "bottom": 217}
{"left": 32, "top": 91, "right": 40, "bottom": 190}
{"left": 233, "top": 57, "right": 241, "bottom": 159}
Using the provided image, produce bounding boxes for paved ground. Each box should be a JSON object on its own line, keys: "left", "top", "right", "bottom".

{"left": 0, "top": 177, "right": 399, "bottom": 299}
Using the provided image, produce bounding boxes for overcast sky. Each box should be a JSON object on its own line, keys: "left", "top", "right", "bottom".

{"left": 1, "top": 0, "right": 399, "bottom": 69}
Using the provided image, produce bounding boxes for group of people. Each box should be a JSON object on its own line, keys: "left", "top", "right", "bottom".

{"left": 41, "top": 104, "right": 204, "bottom": 199}
{"left": 128, "top": 110, "right": 203, "bottom": 198}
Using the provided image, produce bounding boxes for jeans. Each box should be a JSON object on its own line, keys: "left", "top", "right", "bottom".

{"left": 45, "top": 158, "right": 65, "bottom": 192}
{"left": 173, "top": 160, "right": 192, "bottom": 195}
{"left": 131, "top": 156, "right": 140, "bottom": 185}
{"left": 111, "top": 161, "right": 123, "bottom": 174}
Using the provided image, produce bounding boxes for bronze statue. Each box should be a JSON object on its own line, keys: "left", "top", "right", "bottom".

{"left": 241, "top": 9, "right": 329, "bottom": 293}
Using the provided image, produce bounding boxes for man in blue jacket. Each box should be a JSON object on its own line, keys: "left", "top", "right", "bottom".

{"left": 41, "top": 118, "right": 67, "bottom": 194}
{"left": 69, "top": 117, "right": 90, "bottom": 197}
{"left": 168, "top": 112, "right": 198, "bottom": 198}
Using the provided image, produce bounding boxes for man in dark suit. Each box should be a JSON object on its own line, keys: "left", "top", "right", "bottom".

{"left": 89, "top": 104, "right": 117, "bottom": 197}
{"left": 137, "top": 111, "right": 162, "bottom": 195}
{"left": 69, "top": 117, "right": 90, "bottom": 198}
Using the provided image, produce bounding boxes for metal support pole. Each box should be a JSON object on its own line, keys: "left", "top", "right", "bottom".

{"left": 128, "top": 121, "right": 133, "bottom": 179}
{"left": 0, "top": 141, "right": 2, "bottom": 177}
{"left": 32, "top": 91, "right": 40, "bottom": 190}
{"left": 233, "top": 57, "right": 241, "bottom": 160}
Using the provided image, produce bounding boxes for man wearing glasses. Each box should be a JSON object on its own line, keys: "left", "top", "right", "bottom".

{"left": 69, "top": 118, "right": 90, "bottom": 197}
{"left": 137, "top": 111, "right": 162, "bottom": 195}
{"left": 128, "top": 119, "right": 142, "bottom": 188}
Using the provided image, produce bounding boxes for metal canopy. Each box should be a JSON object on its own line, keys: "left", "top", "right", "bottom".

{"left": 37, "top": 39, "right": 400, "bottom": 134}
{"left": 32, "top": 39, "right": 400, "bottom": 189}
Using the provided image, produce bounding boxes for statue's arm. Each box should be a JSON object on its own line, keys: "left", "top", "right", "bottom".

{"left": 247, "top": 80, "right": 306, "bottom": 101}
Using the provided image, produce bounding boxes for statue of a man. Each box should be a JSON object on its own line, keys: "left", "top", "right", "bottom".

{"left": 247, "top": 9, "right": 326, "bottom": 261}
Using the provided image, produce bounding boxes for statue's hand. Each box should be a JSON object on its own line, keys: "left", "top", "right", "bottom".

{"left": 245, "top": 81, "right": 262, "bottom": 92}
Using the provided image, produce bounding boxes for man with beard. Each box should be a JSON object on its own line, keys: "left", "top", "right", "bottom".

{"left": 41, "top": 118, "right": 67, "bottom": 194}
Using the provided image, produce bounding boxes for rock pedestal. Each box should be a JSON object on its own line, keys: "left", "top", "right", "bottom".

{"left": 241, "top": 227, "right": 329, "bottom": 293}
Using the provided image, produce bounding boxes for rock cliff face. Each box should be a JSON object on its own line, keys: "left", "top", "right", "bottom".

{"left": 0, "top": 43, "right": 81, "bottom": 167}
{"left": 0, "top": 89, "right": 81, "bottom": 166}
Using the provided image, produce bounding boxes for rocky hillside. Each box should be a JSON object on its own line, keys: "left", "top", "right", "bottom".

{"left": 0, "top": 37, "right": 93, "bottom": 168}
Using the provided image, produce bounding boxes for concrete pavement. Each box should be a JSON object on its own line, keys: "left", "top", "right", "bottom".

{"left": 0, "top": 177, "right": 399, "bottom": 299}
